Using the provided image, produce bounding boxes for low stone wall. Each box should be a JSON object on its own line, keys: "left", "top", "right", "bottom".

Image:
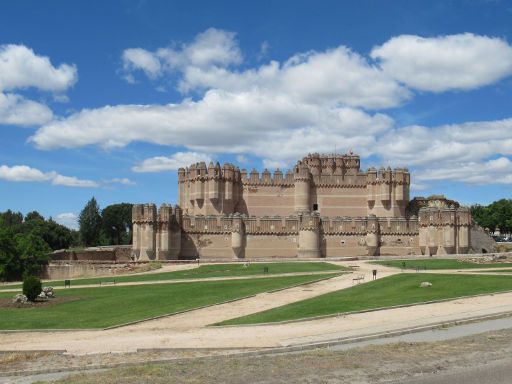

{"left": 50, "top": 245, "right": 133, "bottom": 263}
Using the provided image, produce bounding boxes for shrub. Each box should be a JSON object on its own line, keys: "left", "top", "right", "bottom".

{"left": 23, "top": 275, "right": 42, "bottom": 302}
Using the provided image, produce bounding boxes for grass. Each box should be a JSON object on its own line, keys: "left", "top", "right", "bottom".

{"left": 0, "top": 262, "right": 345, "bottom": 291}
{"left": 218, "top": 273, "right": 512, "bottom": 325}
{"left": 0, "top": 274, "right": 336, "bottom": 329}
{"left": 371, "top": 259, "right": 512, "bottom": 270}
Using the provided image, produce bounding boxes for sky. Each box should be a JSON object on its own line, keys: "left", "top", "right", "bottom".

{"left": 1, "top": 0, "right": 512, "bottom": 230}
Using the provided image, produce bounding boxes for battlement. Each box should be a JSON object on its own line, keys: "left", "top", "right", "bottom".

{"left": 418, "top": 206, "right": 471, "bottom": 227}
{"left": 299, "top": 152, "right": 361, "bottom": 176}
{"left": 178, "top": 162, "right": 242, "bottom": 183}
{"left": 240, "top": 168, "right": 295, "bottom": 185}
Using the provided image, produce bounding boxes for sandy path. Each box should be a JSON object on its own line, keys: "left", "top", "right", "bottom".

{"left": 0, "top": 270, "right": 344, "bottom": 293}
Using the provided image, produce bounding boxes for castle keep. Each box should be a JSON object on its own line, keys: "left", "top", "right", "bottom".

{"left": 132, "top": 153, "right": 471, "bottom": 260}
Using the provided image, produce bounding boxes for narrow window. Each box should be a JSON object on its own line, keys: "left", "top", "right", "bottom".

{"left": 313, "top": 203, "right": 318, "bottom": 211}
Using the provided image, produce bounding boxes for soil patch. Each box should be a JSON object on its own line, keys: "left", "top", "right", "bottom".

{"left": 0, "top": 296, "right": 81, "bottom": 309}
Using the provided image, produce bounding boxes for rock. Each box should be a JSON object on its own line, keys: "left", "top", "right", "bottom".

{"left": 12, "top": 294, "right": 28, "bottom": 304}
{"left": 42, "top": 286, "right": 54, "bottom": 298}
{"left": 420, "top": 282, "right": 432, "bottom": 288}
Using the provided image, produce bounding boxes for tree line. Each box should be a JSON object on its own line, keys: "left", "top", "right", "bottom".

{"left": 471, "top": 199, "right": 512, "bottom": 234}
{"left": 0, "top": 198, "right": 133, "bottom": 281}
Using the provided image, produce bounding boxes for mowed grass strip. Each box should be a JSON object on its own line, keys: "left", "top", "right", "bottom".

{"left": 0, "top": 274, "right": 335, "bottom": 330}
{"left": 371, "top": 259, "right": 512, "bottom": 270}
{"left": 0, "top": 262, "right": 345, "bottom": 291}
{"left": 218, "top": 273, "right": 512, "bottom": 325}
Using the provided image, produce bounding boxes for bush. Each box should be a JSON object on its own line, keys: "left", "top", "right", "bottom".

{"left": 23, "top": 275, "right": 42, "bottom": 302}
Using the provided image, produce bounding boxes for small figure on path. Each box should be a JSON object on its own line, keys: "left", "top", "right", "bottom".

{"left": 372, "top": 269, "right": 377, "bottom": 280}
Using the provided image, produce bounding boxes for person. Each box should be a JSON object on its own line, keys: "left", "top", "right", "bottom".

{"left": 372, "top": 269, "right": 377, "bottom": 280}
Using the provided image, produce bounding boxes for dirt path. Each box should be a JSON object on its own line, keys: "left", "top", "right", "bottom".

{"left": 0, "top": 270, "right": 345, "bottom": 293}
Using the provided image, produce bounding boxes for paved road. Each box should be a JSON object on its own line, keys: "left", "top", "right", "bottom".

{"left": 398, "top": 359, "right": 512, "bottom": 384}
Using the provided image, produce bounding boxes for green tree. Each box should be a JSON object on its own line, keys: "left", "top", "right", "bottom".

{"left": 79, "top": 197, "right": 102, "bottom": 246}
{"left": 471, "top": 199, "right": 512, "bottom": 233}
{"left": 15, "top": 233, "right": 51, "bottom": 277}
{"left": 0, "top": 210, "right": 23, "bottom": 232}
{"left": 0, "top": 228, "right": 19, "bottom": 281}
{"left": 101, "top": 203, "right": 133, "bottom": 245}
{"left": 42, "top": 219, "right": 77, "bottom": 250}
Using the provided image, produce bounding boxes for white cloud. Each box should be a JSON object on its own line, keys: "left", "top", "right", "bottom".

{"left": 0, "top": 44, "right": 77, "bottom": 127}
{"left": 0, "top": 44, "right": 77, "bottom": 92}
{"left": 416, "top": 157, "right": 512, "bottom": 185}
{"left": 121, "top": 28, "right": 242, "bottom": 83}
{"left": 122, "top": 48, "right": 162, "bottom": 79}
{"left": 0, "top": 92, "right": 53, "bottom": 126}
{"left": 54, "top": 212, "right": 78, "bottom": 230}
{"left": 371, "top": 33, "right": 512, "bottom": 92}
{"left": 121, "top": 29, "right": 409, "bottom": 109}
{"left": 106, "top": 177, "right": 136, "bottom": 186}
{"left": 376, "top": 118, "right": 512, "bottom": 166}
{"left": 30, "top": 89, "right": 393, "bottom": 169}
{"left": 51, "top": 174, "right": 98, "bottom": 188}
{"left": 0, "top": 165, "right": 53, "bottom": 182}
{"left": 132, "top": 152, "right": 213, "bottom": 173}
{"left": 0, "top": 164, "right": 98, "bottom": 187}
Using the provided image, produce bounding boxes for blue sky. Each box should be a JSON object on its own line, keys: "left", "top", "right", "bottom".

{"left": 1, "top": 0, "right": 512, "bottom": 229}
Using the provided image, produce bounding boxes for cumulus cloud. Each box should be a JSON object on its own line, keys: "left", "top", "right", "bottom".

{"left": 0, "top": 165, "right": 98, "bottom": 187}
{"left": 105, "top": 178, "right": 136, "bottom": 185}
{"left": 0, "top": 44, "right": 77, "bottom": 126}
{"left": 132, "top": 152, "right": 214, "bottom": 172}
{"left": 26, "top": 29, "right": 512, "bottom": 188}
{"left": 122, "top": 48, "right": 162, "bottom": 79}
{"left": 371, "top": 33, "right": 512, "bottom": 92}
{"left": 54, "top": 212, "right": 78, "bottom": 230}
{"left": 0, "top": 44, "right": 77, "bottom": 92}
{"left": 0, "top": 93, "right": 53, "bottom": 126}
{"left": 374, "top": 118, "right": 512, "bottom": 186}
{"left": 30, "top": 90, "right": 393, "bottom": 168}
{"left": 416, "top": 157, "right": 512, "bottom": 185}
{"left": 121, "top": 28, "right": 242, "bottom": 82}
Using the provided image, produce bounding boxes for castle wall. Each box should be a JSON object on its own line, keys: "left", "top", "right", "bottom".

{"left": 313, "top": 186, "right": 368, "bottom": 217}
{"left": 238, "top": 184, "right": 295, "bottom": 216}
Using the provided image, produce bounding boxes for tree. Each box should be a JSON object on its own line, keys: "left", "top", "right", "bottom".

{"left": 0, "top": 228, "right": 19, "bottom": 281}
{"left": 15, "top": 233, "right": 51, "bottom": 277}
{"left": 79, "top": 197, "right": 102, "bottom": 246}
{"left": 101, "top": 203, "right": 133, "bottom": 245}
{"left": 471, "top": 199, "right": 512, "bottom": 233}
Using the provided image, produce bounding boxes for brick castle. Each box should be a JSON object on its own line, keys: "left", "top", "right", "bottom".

{"left": 132, "top": 153, "right": 471, "bottom": 260}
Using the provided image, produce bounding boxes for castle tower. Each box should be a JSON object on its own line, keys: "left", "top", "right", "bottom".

{"left": 231, "top": 213, "right": 245, "bottom": 258}
{"left": 365, "top": 214, "right": 380, "bottom": 256}
{"left": 298, "top": 212, "right": 321, "bottom": 258}
{"left": 457, "top": 207, "right": 471, "bottom": 254}
{"left": 132, "top": 203, "right": 157, "bottom": 261}
{"left": 294, "top": 162, "right": 311, "bottom": 213}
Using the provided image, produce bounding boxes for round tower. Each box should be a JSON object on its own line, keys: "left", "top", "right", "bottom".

{"left": 231, "top": 213, "right": 245, "bottom": 258}
{"left": 294, "top": 162, "right": 311, "bottom": 213}
{"left": 365, "top": 214, "right": 380, "bottom": 256}
{"left": 298, "top": 213, "right": 321, "bottom": 258}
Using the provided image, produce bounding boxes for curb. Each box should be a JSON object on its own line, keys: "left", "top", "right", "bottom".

{"left": 2, "top": 310, "right": 512, "bottom": 378}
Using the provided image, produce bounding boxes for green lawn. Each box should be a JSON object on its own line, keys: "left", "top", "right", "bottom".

{"left": 371, "top": 259, "right": 512, "bottom": 270}
{"left": 218, "top": 273, "right": 512, "bottom": 325}
{"left": 0, "top": 262, "right": 346, "bottom": 291}
{"left": 0, "top": 274, "right": 336, "bottom": 329}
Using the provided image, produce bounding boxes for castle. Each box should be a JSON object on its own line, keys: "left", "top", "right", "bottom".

{"left": 132, "top": 153, "right": 471, "bottom": 260}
